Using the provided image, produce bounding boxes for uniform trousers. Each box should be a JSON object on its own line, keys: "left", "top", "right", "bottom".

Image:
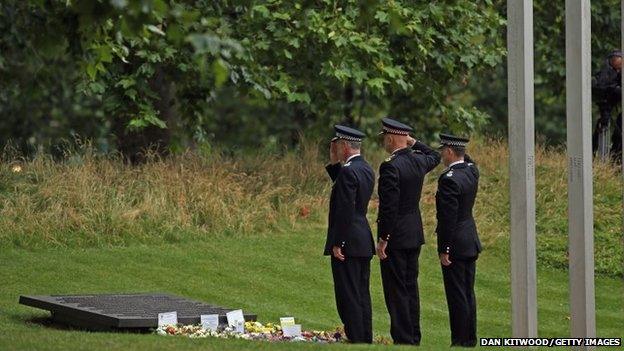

{"left": 442, "top": 257, "right": 477, "bottom": 347}
{"left": 380, "top": 247, "right": 422, "bottom": 345}
{"left": 331, "top": 256, "right": 373, "bottom": 343}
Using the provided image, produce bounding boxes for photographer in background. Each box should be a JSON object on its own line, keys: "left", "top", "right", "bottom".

{"left": 592, "top": 50, "right": 622, "bottom": 162}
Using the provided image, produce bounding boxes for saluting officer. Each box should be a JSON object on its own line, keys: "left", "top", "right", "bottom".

{"left": 376, "top": 118, "right": 440, "bottom": 345}
{"left": 435, "top": 133, "right": 482, "bottom": 348}
{"left": 325, "top": 125, "right": 375, "bottom": 344}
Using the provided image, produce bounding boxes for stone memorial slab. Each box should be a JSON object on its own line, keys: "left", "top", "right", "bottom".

{"left": 19, "top": 293, "right": 256, "bottom": 331}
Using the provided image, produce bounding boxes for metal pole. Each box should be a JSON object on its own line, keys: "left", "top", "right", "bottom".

{"left": 507, "top": 0, "right": 538, "bottom": 338}
{"left": 621, "top": 1, "right": 624, "bottom": 298}
{"left": 565, "top": 0, "right": 596, "bottom": 342}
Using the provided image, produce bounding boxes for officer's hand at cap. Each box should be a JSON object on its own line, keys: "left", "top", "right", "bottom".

{"left": 406, "top": 136, "right": 416, "bottom": 147}
{"left": 332, "top": 246, "right": 345, "bottom": 261}
{"left": 376, "top": 239, "right": 388, "bottom": 260}
{"left": 329, "top": 142, "right": 339, "bottom": 164}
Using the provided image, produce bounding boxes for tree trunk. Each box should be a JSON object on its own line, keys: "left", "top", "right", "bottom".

{"left": 343, "top": 81, "right": 355, "bottom": 126}
{"left": 112, "top": 66, "right": 176, "bottom": 163}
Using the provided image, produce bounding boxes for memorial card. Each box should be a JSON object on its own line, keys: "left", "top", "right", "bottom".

{"left": 157, "top": 311, "right": 178, "bottom": 328}
{"left": 200, "top": 314, "right": 219, "bottom": 331}
{"left": 226, "top": 309, "right": 245, "bottom": 327}
{"left": 282, "top": 324, "right": 302, "bottom": 338}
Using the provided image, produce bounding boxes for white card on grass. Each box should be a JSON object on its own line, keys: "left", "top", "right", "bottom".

{"left": 282, "top": 324, "right": 302, "bottom": 337}
{"left": 226, "top": 309, "right": 245, "bottom": 327}
{"left": 280, "top": 316, "right": 295, "bottom": 327}
{"left": 158, "top": 311, "right": 178, "bottom": 327}
{"left": 200, "top": 314, "right": 219, "bottom": 331}
{"left": 235, "top": 320, "right": 245, "bottom": 333}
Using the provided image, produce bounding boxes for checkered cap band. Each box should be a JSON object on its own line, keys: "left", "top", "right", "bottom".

{"left": 441, "top": 140, "right": 467, "bottom": 147}
{"left": 336, "top": 132, "right": 362, "bottom": 142}
{"left": 382, "top": 126, "right": 410, "bottom": 135}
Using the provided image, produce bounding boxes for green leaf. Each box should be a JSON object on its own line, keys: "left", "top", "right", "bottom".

{"left": 366, "top": 78, "right": 389, "bottom": 94}
{"left": 116, "top": 78, "right": 136, "bottom": 89}
{"left": 128, "top": 118, "right": 149, "bottom": 129}
{"left": 149, "top": 117, "right": 167, "bottom": 129}
{"left": 151, "top": 0, "right": 169, "bottom": 16}
{"left": 286, "top": 92, "right": 311, "bottom": 104}
{"left": 125, "top": 89, "right": 137, "bottom": 101}
{"left": 212, "top": 59, "right": 228, "bottom": 87}
{"left": 252, "top": 5, "right": 270, "bottom": 18}
{"left": 375, "top": 11, "right": 389, "bottom": 23}
{"left": 288, "top": 38, "right": 300, "bottom": 48}
{"left": 86, "top": 64, "right": 97, "bottom": 81}
{"left": 89, "top": 81, "right": 105, "bottom": 94}
{"left": 273, "top": 12, "right": 291, "bottom": 20}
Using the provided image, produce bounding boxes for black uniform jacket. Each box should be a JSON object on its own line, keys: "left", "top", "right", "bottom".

{"left": 435, "top": 155, "right": 482, "bottom": 260}
{"left": 324, "top": 155, "right": 375, "bottom": 257}
{"left": 593, "top": 59, "right": 621, "bottom": 107}
{"left": 377, "top": 142, "right": 441, "bottom": 249}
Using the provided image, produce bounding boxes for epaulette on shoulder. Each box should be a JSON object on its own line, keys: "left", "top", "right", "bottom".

{"left": 384, "top": 154, "right": 396, "bottom": 163}
{"left": 344, "top": 161, "right": 352, "bottom": 167}
{"left": 439, "top": 168, "right": 453, "bottom": 179}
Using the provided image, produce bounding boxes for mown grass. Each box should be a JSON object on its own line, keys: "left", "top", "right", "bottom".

{"left": 0, "top": 139, "right": 621, "bottom": 277}
{"left": 1, "top": 229, "right": 622, "bottom": 351}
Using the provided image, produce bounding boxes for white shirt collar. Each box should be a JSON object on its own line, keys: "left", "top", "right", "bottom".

{"left": 346, "top": 154, "right": 361, "bottom": 163}
{"left": 449, "top": 159, "right": 465, "bottom": 168}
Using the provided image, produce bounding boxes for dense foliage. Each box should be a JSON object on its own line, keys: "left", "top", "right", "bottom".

{"left": 1, "top": 0, "right": 504, "bottom": 156}
{"left": 2, "top": 1, "right": 622, "bottom": 153}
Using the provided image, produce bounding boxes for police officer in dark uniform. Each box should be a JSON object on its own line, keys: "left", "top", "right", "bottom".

{"left": 376, "top": 118, "right": 440, "bottom": 345}
{"left": 435, "top": 133, "right": 482, "bottom": 348}
{"left": 592, "top": 50, "right": 622, "bottom": 160}
{"left": 325, "top": 125, "right": 375, "bottom": 344}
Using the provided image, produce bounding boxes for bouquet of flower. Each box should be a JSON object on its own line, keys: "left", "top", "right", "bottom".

{"left": 155, "top": 321, "right": 344, "bottom": 343}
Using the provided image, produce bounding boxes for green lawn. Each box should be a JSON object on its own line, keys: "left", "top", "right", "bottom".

{"left": 1, "top": 225, "right": 622, "bottom": 350}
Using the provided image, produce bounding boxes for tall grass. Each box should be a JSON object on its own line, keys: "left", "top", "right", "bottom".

{"left": 0, "top": 142, "right": 329, "bottom": 248}
{"left": 0, "top": 139, "right": 621, "bottom": 277}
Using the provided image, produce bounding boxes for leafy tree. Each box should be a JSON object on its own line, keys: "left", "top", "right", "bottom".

{"left": 1, "top": 0, "right": 506, "bottom": 157}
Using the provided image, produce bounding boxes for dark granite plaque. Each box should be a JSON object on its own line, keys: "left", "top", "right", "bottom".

{"left": 19, "top": 293, "right": 256, "bottom": 331}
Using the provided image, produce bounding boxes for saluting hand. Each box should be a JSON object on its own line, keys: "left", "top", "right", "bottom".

{"left": 376, "top": 239, "right": 388, "bottom": 260}
{"left": 406, "top": 136, "right": 416, "bottom": 147}
{"left": 329, "top": 141, "right": 340, "bottom": 164}
{"left": 439, "top": 253, "right": 452, "bottom": 266}
{"left": 332, "top": 246, "right": 345, "bottom": 261}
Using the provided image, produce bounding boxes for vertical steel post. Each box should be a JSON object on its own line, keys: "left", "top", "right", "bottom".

{"left": 507, "top": 0, "right": 538, "bottom": 338}
{"left": 565, "top": 0, "right": 596, "bottom": 343}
